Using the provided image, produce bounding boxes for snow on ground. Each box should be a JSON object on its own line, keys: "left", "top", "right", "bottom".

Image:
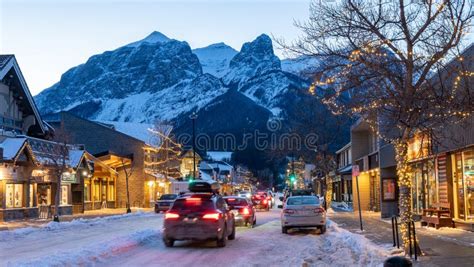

{"left": 1, "top": 209, "right": 394, "bottom": 267}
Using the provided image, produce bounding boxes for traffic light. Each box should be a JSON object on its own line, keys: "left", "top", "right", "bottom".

{"left": 289, "top": 173, "right": 296, "bottom": 182}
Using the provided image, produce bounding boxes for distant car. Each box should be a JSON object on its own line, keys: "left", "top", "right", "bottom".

{"left": 251, "top": 191, "right": 270, "bottom": 211}
{"left": 266, "top": 190, "right": 275, "bottom": 207}
{"left": 162, "top": 193, "right": 236, "bottom": 248}
{"left": 224, "top": 196, "right": 256, "bottom": 228}
{"left": 280, "top": 195, "right": 326, "bottom": 234}
{"left": 238, "top": 191, "right": 252, "bottom": 199}
{"left": 155, "top": 194, "right": 178, "bottom": 213}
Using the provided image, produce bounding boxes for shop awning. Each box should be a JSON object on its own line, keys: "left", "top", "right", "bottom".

{"left": 337, "top": 165, "right": 353, "bottom": 175}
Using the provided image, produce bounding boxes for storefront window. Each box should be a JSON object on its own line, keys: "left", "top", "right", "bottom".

{"left": 84, "top": 181, "right": 91, "bottom": 202}
{"left": 93, "top": 180, "right": 100, "bottom": 201}
{"left": 453, "top": 149, "right": 474, "bottom": 221}
{"left": 6, "top": 184, "right": 23, "bottom": 208}
{"left": 464, "top": 149, "right": 474, "bottom": 221}
{"left": 108, "top": 182, "right": 115, "bottom": 201}
{"left": 61, "top": 185, "right": 69, "bottom": 205}
{"left": 29, "top": 184, "right": 34, "bottom": 207}
{"left": 411, "top": 161, "right": 437, "bottom": 214}
{"left": 37, "top": 185, "right": 51, "bottom": 205}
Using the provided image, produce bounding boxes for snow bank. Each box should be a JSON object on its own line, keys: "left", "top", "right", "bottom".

{"left": 0, "top": 211, "right": 153, "bottom": 242}
{"left": 10, "top": 229, "right": 160, "bottom": 267}
{"left": 322, "top": 220, "right": 392, "bottom": 266}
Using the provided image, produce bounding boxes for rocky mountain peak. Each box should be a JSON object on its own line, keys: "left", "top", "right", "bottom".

{"left": 223, "top": 34, "right": 281, "bottom": 88}
{"left": 126, "top": 31, "right": 171, "bottom": 48}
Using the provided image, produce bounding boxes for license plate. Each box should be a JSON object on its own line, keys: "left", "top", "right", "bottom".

{"left": 255, "top": 201, "right": 260, "bottom": 204}
{"left": 184, "top": 217, "right": 198, "bottom": 224}
{"left": 232, "top": 210, "right": 239, "bottom": 215}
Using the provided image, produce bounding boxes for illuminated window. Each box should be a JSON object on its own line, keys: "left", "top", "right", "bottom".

{"left": 6, "top": 184, "right": 23, "bottom": 208}
{"left": 61, "top": 185, "right": 69, "bottom": 205}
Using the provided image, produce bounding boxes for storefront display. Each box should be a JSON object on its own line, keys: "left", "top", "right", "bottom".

{"left": 411, "top": 160, "right": 437, "bottom": 215}
{"left": 6, "top": 184, "right": 23, "bottom": 208}
{"left": 382, "top": 179, "right": 396, "bottom": 201}
{"left": 454, "top": 148, "right": 474, "bottom": 221}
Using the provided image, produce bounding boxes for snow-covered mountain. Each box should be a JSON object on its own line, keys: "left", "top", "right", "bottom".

{"left": 193, "top": 43, "right": 237, "bottom": 77}
{"left": 35, "top": 31, "right": 321, "bottom": 141}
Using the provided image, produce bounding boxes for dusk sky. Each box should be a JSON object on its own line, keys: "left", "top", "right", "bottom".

{"left": 0, "top": 0, "right": 310, "bottom": 96}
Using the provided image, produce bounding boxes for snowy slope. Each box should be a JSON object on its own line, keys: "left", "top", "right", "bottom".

{"left": 34, "top": 31, "right": 327, "bottom": 140}
{"left": 281, "top": 56, "right": 321, "bottom": 77}
{"left": 193, "top": 43, "right": 237, "bottom": 77}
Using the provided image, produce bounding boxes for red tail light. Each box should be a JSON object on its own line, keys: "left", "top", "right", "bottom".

{"left": 241, "top": 207, "right": 250, "bottom": 215}
{"left": 283, "top": 209, "right": 294, "bottom": 214}
{"left": 314, "top": 207, "right": 325, "bottom": 214}
{"left": 202, "top": 213, "right": 221, "bottom": 220}
{"left": 262, "top": 199, "right": 268, "bottom": 204}
{"left": 165, "top": 212, "right": 180, "bottom": 219}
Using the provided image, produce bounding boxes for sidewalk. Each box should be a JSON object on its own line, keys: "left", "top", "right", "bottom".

{"left": 0, "top": 208, "right": 153, "bottom": 231}
{"left": 328, "top": 210, "right": 474, "bottom": 267}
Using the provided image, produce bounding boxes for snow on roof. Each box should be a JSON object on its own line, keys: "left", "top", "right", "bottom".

{"left": 206, "top": 151, "right": 233, "bottom": 161}
{"left": 0, "top": 137, "right": 27, "bottom": 160}
{"left": 69, "top": 150, "right": 85, "bottom": 168}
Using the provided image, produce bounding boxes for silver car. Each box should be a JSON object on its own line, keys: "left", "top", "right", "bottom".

{"left": 280, "top": 196, "right": 326, "bottom": 234}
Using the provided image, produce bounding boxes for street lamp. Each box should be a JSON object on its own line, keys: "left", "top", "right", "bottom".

{"left": 189, "top": 112, "right": 198, "bottom": 180}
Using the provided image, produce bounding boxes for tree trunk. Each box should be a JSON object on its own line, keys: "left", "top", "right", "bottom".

{"left": 54, "top": 170, "right": 61, "bottom": 222}
{"left": 325, "top": 175, "right": 333, "bottom": 210}
{"left": 394, "top": 140, "right": 421, "bottom": 254}
{"left": 125, "top": 170, "right": 131, "bottom": 213}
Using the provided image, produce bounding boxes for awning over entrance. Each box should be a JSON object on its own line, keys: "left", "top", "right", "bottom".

{"left": 96, "top": 152, "right": 132, "bottom": 169}
{"left": 337, "top": 165, "right": 352, "bottom": 175}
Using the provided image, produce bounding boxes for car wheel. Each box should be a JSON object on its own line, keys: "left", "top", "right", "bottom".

{"left": 228, "top": 222, "right": 236, "bottom": 240}
{"left": 320, "top": 225, "right": 327, "bottom": 234}
{"left": 217, "top": 226, "right": 227, "bottom": 247}
{"left": 163, "top": 237, "right": 174, "bottom": 247}
{"left": 247, "top": 219, "right": 253, "bottom": 228}
{"left": 282, "top": 226, "right": 288, "bottom": 234}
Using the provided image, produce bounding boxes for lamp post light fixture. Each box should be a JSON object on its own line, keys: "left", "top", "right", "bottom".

{"left": 189, "top": 112, "right": 198, "bottom": 180}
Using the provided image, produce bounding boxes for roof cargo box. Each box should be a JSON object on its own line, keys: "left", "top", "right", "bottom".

{"left": 189, "top": 180, "right": 220, "bottom": 193}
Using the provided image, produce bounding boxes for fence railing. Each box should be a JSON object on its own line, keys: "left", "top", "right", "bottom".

{"left": 391, "top": 216, "right": 419, "bottom": 261}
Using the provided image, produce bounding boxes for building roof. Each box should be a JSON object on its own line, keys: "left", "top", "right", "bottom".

{"left": 0, "top": 137, "right": 37, "bottom": 164}
{"left": 336, "top": 142, "right": 351, "bottom": 154}
{"left": 0, "top": 55, "right": 14, "bottom": 69}
{"left": 0, "top": 55, "right": 47, "bottom": 135}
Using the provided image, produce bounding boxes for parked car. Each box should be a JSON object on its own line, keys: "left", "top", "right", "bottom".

{"left": 224, "top": 196, "right": 256, "bottom": 228}
{"left": 251, "top": 191, "right": 270, "bottom": 211}
{"left": 162, "top": 192, "right": 236, "bottom": 248}
{"left": 155, "top": 194, "right": 178, "bottom": 213}
{"left": 280, "top": 195, "right": 326, "bottom": 234}
{"left": 266, "top": 190, "right": 275, "bottom": 207}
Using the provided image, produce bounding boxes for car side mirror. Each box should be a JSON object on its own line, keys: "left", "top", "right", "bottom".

{"left": 279, "top": 196, "right": 283, "bottom": 201}
{"left": 277, "top": 205, "right": 283, "bottom": 209}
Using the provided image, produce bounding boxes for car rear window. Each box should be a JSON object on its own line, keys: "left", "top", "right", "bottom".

{"left": 160, "top": 194, "right": 177, "bottom": 200}
{"left": 172, "top": 198, "right": 214, "bottom": 211}
{"left": 287, "top": 197, "right": 319, "bottom": 206}
{"left": 225, "top": 198, "right": 248, "bottom": 206}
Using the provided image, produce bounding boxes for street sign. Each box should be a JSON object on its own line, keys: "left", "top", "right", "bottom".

{"left": 352, "top": 165, "right": 360, "bottom": 177}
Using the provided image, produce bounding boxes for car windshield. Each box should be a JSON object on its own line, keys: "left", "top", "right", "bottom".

{"left": 171, "top": 198, "right": 214, "bottom": 212}
{"left": 225, "top": 198, "right": 248, "bottom": 206}
{"left": 287, "top": 197, "right": 319, "bottom": 206}
{"left": 160, "top": 194, "right": 177, "bottom": 200}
